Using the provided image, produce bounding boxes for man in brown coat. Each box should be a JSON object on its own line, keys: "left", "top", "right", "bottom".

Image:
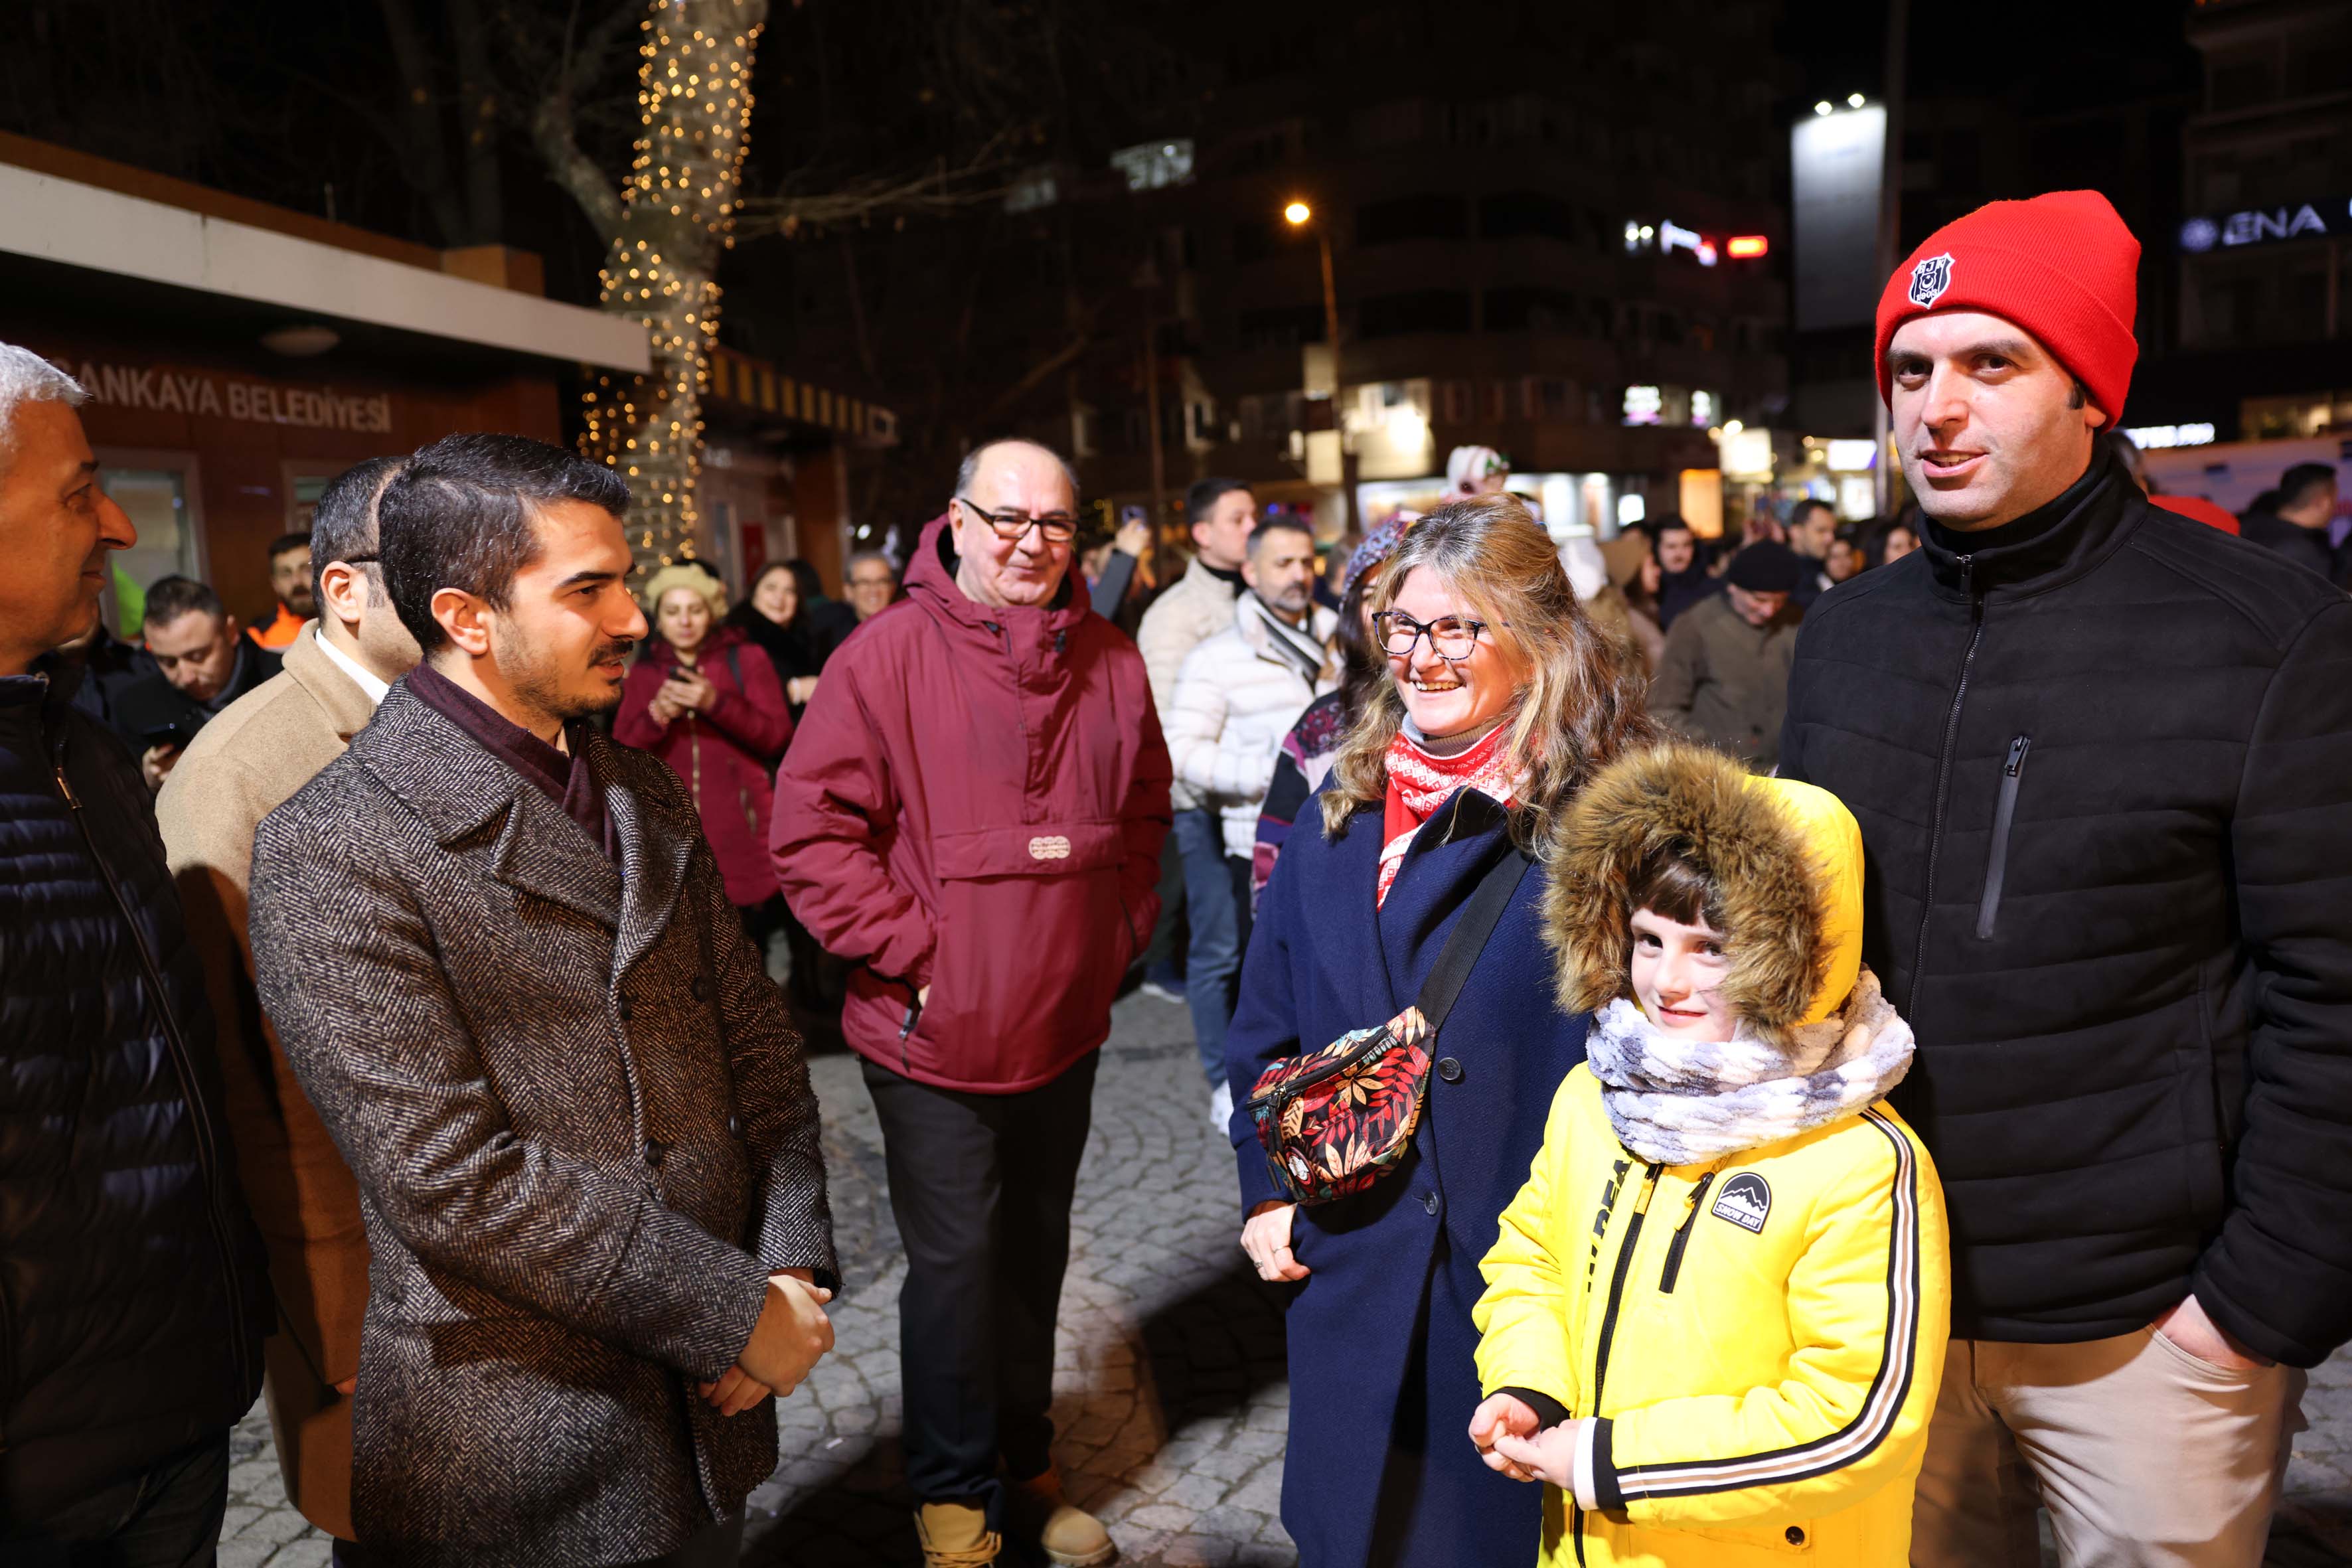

{"left": 157, "top": 456, "right": 416, "bottom": 1555}
{"left": 249, "top": 434, "right": 837, "bottom": 1568}
{"left": 1648, "top": 540, "right": 1806, "bottom": 771}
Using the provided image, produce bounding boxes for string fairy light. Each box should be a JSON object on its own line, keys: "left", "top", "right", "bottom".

{"left": 578, "top": 0, "right": 765, "bottom": 573}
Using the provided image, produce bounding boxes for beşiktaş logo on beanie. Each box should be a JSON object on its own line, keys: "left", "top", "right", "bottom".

{"left": 1909, "top": 253, "right": 1956, "bottom": 308}
{"left": 1711, "top": 1172, "right": 1772, "bottom": 1234}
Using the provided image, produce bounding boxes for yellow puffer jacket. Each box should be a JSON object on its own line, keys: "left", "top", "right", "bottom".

{"left": 1475, "top": 747, "right": 1952, "bottom": 1567}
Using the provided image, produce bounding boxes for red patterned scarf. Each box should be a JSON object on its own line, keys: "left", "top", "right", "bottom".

{"left": 1376, "top": 722, "right": 1524, "bottom": 907}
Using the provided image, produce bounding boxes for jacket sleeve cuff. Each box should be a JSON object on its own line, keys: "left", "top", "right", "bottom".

{"left": 1495, "top": 1385, "right": 1572, "bottom": 1432}
{"left": 2187, "top": 1264, "right": 2306, "bottom": 1368}
{"left": 1589, "top": 1416, "right": 1625, "bottom": 1512}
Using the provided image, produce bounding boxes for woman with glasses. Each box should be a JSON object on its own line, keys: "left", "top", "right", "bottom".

{"left": 1224, "top": 494, "right": 1660, "bottom": 1568}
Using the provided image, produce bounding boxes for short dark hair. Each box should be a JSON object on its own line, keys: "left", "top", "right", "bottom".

{"left": 309, "top": 456, "right": 406, "bottom": 608}
{"left": 1186, "top": 477, "right": 1253, "bottom": 528}
{"left": 1788, "top": 499, "right": 1835, "bottom": 528}
{"left": 377, "top": 433, "right": 630, "bottom": 654}
{"left": 1628, "top": 845, "right": 1720, "bottom": 933}
{"left": 1652, "top": 514, "right": 1693, "bottom": 537}
{"left": 1247, "top": 515, "right": 1316, "bottom": 558}
{"left": 145, "top": 575, "right": 224, "bottom": 630}
{"left": 2280, "top": 462, "right": 2337, "bottom": 511}
{"left": 267, "top": 530, "right": 312, "bottom": 563}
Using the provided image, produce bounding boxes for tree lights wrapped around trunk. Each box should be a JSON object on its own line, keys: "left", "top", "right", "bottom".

{"left": 564, "top": 0, "right": 767, "bottom": 573}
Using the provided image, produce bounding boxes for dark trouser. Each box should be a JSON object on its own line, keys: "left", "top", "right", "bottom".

{"left": 1173, "top": 807, "right": 1241, "bottom": 1089}
{"left": 861, "top": 1052, "right": 1099, "bottom": 1504}
{"left": 1227, "top": 854, "right": 1255, "bottom": 972}
{"left": 1143, "top": 830, "right": 1186, "bottom": 982}
{"left": 3, "top": 1431, "right": 230, "bottom": 1568}
{"left": 621, "top": 1517, "right": 747, "bottom": 1568}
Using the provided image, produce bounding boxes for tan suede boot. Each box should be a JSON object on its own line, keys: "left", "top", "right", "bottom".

{"left": 915, "top": 1499, "right": 1002, "bottom": 1568}
{"left": 1009, "top": 1468, "right": 1117, "bottom": 1567}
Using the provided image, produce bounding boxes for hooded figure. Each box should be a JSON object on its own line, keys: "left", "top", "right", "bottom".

{"left": 1472, "top": 742, "right": 1952, "bottom": 1568}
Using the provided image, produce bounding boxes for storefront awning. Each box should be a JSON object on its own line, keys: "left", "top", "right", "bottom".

{"left": 0, "top": 160, "right": 649, "bottom": 375}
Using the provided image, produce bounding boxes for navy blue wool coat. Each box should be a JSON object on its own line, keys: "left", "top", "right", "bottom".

{"left": 1225, "top": 788, "right": 1589, "bottom": 1568}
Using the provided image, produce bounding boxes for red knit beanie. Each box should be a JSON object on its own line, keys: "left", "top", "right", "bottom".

{"left": 1873, "top": 191, "right": 2141, "bottom": 425}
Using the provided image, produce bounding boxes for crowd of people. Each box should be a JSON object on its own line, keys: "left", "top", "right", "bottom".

{"left": 2, "top": 183, "right": 2349, "bottom": 1568}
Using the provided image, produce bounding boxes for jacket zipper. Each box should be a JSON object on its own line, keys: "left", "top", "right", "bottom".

{"left": 1974, "top": 735, "right": 2032, "bottom": 939}
{"left": 1911, "top": 557, "right": 1987, "bottom": 997}
{"left": 51, "top": 759, "right": 253, "bottom": 1399}
{"left": 1577, "top": 1162, "right": 1662, "bottom": 1563}
{"left": 1658, "top": 1170, "right": 1717, "bottom": 1294}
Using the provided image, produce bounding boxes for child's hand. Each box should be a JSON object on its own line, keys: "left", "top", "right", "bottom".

{"left": 1468, "top": 1393, "right": 1541, "bottom": 1482}
{"left": 1492, "top": 1421, "right": 1582, "bottom": 1490}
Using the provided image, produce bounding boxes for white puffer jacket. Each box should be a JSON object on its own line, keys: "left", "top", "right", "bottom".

{"left": 1135, "top": 556, "right": 1242, "bottom": 811}
{"left": 1165, "top": 594, "right": 1338, "bottom": 858}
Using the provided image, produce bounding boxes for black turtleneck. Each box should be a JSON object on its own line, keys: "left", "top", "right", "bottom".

{"left": 1202, "top": 560, "right": 1246, "bottom": 592}
{"left": 1923, "top": 448, "right": 2103, "bottom": 562}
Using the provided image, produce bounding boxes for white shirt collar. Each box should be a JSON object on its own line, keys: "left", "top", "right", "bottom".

{"left": 311, "top": 624, "right": 390, "bottom": 707}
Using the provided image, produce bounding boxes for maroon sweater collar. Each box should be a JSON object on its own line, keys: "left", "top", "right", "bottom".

{"left": 406, "top": 661, "right": 617, "bottom": 862}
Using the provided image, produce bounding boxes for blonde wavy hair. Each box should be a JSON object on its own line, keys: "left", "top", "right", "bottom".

{"left": 1319, "top": 493, "right": 1660, "bottom": 854}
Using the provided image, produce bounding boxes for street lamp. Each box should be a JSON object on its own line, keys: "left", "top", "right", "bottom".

{"left": 1284, "top": 198, "right": 1355, "bottom": 526}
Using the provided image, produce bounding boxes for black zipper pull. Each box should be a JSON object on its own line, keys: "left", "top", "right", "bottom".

{"left": 1660, "top": 1171, "right": 1716, "bottom": 1294}
{"left": 52, "top": 764, "right": 82, "bottom": 811}
{"left": 2004, "top": 736, "right": 2030, "bottom": 776}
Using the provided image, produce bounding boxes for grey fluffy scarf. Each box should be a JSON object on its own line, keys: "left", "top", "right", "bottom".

{"left": 1584, "top": 967, "right": 1914, "bottom": 1166}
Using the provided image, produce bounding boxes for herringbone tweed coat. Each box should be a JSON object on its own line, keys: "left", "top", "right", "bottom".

{"left": 248, "top": 679, "right": 836, "bottom": 1568}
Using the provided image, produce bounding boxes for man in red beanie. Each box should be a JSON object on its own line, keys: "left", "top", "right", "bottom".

{"left": 1780, "top": 191, "right": 2352, "bottom": 1566}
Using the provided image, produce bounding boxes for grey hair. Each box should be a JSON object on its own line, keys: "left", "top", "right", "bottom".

{"left": 953, "top": 438, "right": 1081, "bottom": 507}
{"left": 0, "top": 345, "right": 87, "bottom": 475}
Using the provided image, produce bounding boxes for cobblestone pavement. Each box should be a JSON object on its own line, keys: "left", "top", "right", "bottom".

{"left": 223, "top": 988, "right": 2352, "bottom": 1565}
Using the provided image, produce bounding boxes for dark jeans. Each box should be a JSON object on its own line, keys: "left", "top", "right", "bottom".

{"left": 3, "top": 1431, "right": 230, "bottom": 1568}
{"left": 621, "top": 1517, "right": 745, "bottom": 1567}
{"left": 1173, "top": 807, "right": 1241, "bottom": 1090}
{"left": 861, "top": 1052, "right": 1099, "bottom": 1504}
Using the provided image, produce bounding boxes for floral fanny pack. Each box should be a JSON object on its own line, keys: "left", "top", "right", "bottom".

{"left": 1246, "top": 849, "right": 1530, "bottom": 1206}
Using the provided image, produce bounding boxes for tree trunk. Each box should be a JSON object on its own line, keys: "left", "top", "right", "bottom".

{"left": 563, "top": 0, "right": 768, "bottom": 574}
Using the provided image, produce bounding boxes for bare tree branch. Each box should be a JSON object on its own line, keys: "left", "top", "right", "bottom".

{"left": 519, "top": 0, "right": 624, "bottom": 236}
{"left": 733, "top": 129, "right": 1023, "bottom": 238}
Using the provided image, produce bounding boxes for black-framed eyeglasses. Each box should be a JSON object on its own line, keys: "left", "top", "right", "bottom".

{"left": 955, "top": 496, "right": 1077, "bottom": 544}
{"left": 1373, "top": 609, "right": 1490, "bottom": 662}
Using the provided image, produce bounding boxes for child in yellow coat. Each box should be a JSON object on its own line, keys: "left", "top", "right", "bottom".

{"left": 1469, "top": 742, "right": 1951, "bottom": 1566}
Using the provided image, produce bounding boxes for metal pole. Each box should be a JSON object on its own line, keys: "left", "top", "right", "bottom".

{"left": 1873, "top": 0, "right": 1909, "bottom": 518}
{"left": 1143, "top": 306, "right": 1168, "bottom": 578}
{"left": 1319, "top": 229, "right": 1358, "bottom": 531}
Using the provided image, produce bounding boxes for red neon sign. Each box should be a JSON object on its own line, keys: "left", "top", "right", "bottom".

{"left": 1726, "top": 235, "right": 1770, "bottom": 259}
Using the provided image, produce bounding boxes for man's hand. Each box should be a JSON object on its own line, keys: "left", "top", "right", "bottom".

{"left": 2153, "top": 1293, "right": 2274, "bottom": 1371}
{"left": 698, "top": 1365, "right": 775, "bottom": 1417}
{"left": 786, "top": 674, "right": 821, "bottom": 706}
{"left": 1241, "top": 1200, "right": 1309, "bottom": 1282}
{"left": 736, "top": 1273, "right": 834, "bottom": 1395}
{"left": 1468, "top": 1393, "right": 1542, "bottom": 1482}
{"left": 1115, "top": 517, "right": 1152, "bottom": 559}
{"left": 1491, "top": 1419, "right": 1582, "bottom": 1489}
{"left": 141, "top": 743, "right": 181, "bottom": 791}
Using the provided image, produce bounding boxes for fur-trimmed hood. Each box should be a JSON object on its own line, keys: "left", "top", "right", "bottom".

{"left": 1545, "top": 742, "right": 1863, "bottom": 1038}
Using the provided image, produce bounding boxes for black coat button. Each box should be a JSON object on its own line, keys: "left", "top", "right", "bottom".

{"left": 726, "top": 1115, "right": 742, "bottom": 1138}
{"left": 1423, "top": 1192, "right": 1439, "bottom": 1215}
{"left": 1437, "top": 1057, "right": 1463, "bottom": 1083}
{"left": 616, "top": 996, "right": 633, "bottom": 1022}
{"left": 689, "top": 975, "right": 710, "bottom": 1002}
{"left": 643, "top": 1138, "right": 666, "bottom": 1167}
{"left": 1785, "top": 1526, "right": 1805, "bottom": 1545}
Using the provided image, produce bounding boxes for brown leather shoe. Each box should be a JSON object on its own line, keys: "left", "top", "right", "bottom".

{"left": 1009, "top": 1468, "right": 1117, "bottom": 1567}
{"left": 915, "top": 1500, "right": 1001, "bottom": 1567}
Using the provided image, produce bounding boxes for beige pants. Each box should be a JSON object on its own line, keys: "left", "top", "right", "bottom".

{"left": 1912, "top": 1331, "right": 2306, "bottom": 1568}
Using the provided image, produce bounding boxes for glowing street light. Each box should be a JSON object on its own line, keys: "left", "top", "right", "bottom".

{"left": 1283, "top": 200, "right": 1312, "bottom": 226}
{"left": 1280, "top": 197, "right": 1352, "bottom": 526}
{"left": 1847, "top": 92, "right": 1866, "bottom": 108}
{"left": 1814, "top": 100, "right": 1833, "bottom": 116}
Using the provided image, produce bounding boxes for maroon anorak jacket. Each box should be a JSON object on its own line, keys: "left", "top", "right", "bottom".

{"left": 770, "top": 516, "right": 1171, "bottom": 1092}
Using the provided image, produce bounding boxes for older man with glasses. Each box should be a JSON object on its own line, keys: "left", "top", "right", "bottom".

{"left": 772, "top": 438, "right": 1171, "bottom": 1568}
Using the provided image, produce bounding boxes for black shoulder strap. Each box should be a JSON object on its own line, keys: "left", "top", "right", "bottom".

{"left": 1413, "top": 848, "right": 1532, "bottom": 1036}
{"left": 726, "top": 645, "right": 744, "bottom": 691}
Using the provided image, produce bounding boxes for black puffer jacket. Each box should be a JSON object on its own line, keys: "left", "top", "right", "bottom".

{"left": 1780, "top": 447, "right": 2352, "bottom": 1369}
{"left": 0, "top": 662, "right": 266, "bottom": 1520}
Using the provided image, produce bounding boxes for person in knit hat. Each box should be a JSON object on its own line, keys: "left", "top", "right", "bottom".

{"left": 1780, "top": 190, "right": 2352, "bottom": 1566}
{"left": 1648, "top": 540, "right": 1804, "bottom": 771}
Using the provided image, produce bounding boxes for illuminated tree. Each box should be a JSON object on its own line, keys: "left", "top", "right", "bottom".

{"left": 534, "top": 0, "right": 766, "bottom": 571}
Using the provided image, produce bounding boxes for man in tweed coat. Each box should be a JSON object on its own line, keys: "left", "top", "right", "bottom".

{"left": 250, "top": 433, "right": 836, "bottom": 1568}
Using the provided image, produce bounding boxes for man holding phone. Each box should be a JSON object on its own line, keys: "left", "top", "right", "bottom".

{"left": 114, "top": 575, "right": 280, "bottom": 789}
